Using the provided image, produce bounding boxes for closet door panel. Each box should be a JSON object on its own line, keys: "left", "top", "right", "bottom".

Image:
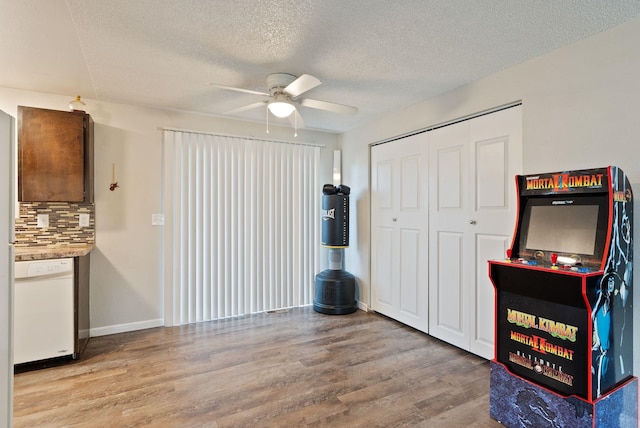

{"left": 468, "top": 106, "right": 522, "bottom": 359}
{"left": 436, "top": 231, "right": 464, "bottom": 335}
{"left": 371, "top": 133, "right": 428, "bottom": 333}
{"left": 429, "top": 123, "right": 469, "bottom": 347}
{"left": 373, "top": 227, "right": 394, "bottom": 307}
{"left": 399, "top": 228, "right": 420, "bottom": 317}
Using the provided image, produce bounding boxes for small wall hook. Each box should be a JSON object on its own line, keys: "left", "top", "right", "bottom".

{"left": 110, "top": 163, "right": 120, "bottom": 191}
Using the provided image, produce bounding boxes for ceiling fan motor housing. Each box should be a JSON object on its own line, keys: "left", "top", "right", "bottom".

{"left": 267, "top": 73, "right": 298, "bottom": 97}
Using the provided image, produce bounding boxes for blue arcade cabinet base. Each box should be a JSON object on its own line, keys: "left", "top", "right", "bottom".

{"left": 490, "top": 361, "right": 638, "bottom": 428}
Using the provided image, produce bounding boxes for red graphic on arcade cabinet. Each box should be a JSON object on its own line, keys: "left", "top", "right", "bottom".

{"left": 525, "top": 172, "right": 604, "bottom": 192}
{"left": 505, "top": 308, "right": 581, "bottom": 390}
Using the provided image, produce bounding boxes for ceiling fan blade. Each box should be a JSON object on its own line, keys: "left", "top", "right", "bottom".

{"left": 223, "top": 101, "right": 267, "bottom": 115}
{"left": 288, "top": 108, "right": 305, "bottom": 129}
{"left": 284, "top": 74, "right": 321, "bottom": 98}
{"left": 300, "top": 98, "right": 358, "bottom": 115}
{"left": 209, "top": 83, "right": 269, "bottom": 97}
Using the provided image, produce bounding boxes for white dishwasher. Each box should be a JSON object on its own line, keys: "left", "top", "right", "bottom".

{"left": 14, "top": 258, "right": 75, "bottom": 364}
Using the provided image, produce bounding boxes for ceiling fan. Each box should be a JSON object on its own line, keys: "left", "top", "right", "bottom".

{"left": 211, "top": 73, "right": 358, "bottom": 128}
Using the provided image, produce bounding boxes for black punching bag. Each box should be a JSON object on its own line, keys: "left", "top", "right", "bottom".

{"left": 321, "top": 193, "right": 349, "bottom": 248}
{"left": 313, "top": 184, "right": 357, "bottom": 315}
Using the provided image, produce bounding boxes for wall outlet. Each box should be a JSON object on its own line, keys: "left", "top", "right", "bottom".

{"left": 152, "top": 213, "right": 165, "bottom": 226}
{"left": 37, "top": 213, "right": 49, "bottom": 228}
{"left": 79, "top": 213, "right": 90, "bottom": 227}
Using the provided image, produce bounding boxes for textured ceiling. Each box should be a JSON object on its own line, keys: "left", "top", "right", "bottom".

{"left": 1, "top": 1, "right": 640, "bottom": 133}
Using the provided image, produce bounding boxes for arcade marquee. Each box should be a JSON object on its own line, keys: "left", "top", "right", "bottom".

{"left": 488, "top": 166, "right": 638, "bottom": 427}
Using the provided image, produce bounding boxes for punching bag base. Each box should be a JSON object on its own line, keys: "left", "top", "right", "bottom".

{"left": 313, "top": 269, "right": 357, "bottom": 315}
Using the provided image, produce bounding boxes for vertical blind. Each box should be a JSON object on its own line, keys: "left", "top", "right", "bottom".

{"left": 163, "top": 130, "right": 321, "bottom": 326}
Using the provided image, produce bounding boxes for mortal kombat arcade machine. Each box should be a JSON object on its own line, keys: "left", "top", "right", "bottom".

{"left": 488, "top": 166, "right": 637, "bottom": 427}
{"left": 313, "top": 184, "right": 357, "bottom": 315}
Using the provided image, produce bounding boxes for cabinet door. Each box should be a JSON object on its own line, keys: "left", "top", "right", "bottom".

{"left": 18, "top": 107, "right": 86, "bottom": 202}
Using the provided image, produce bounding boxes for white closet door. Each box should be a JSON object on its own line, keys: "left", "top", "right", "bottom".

{"left": 371, "top": 133, "right": 429, "bottom": 333}
{"left": 427, "top": 123, "right": 470, "bottom": 350}
{"left": 468, "top": 106, "right": 522, "bottom": 358}
{"left": 429, "top": 106, "right": 522, "bottom": 359}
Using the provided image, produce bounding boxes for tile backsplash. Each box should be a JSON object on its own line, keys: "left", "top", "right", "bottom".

{"left": 15, "top": 202, "right": 95, "bottom": 247}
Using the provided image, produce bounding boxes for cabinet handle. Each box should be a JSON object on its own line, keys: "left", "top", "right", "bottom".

{"left": 469, "top": 220, "right": 477, "bottom": 225}
{"left": 392, "top": 218, "right": 397, "bottom": 222}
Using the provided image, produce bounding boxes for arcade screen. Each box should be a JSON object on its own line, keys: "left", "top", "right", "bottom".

{"left": 525, "top": 205, "right": 598, "bottom": 254}
{"left": 518, "top": 195, "right": 608, "bottom": 264}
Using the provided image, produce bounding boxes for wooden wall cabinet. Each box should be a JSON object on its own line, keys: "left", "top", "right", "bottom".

{"left": 18, "top": 106, "right": 94, "bottom": 202}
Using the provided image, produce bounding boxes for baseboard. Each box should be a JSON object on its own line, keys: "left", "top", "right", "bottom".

{"left": 356, "top": 300, "right": 370, "bottom": 312}
{"left": 90, "top": 318, "right": 164, "bottom": 337}
{"left": 91, "top": 304, "right": 371, "bottom": 337}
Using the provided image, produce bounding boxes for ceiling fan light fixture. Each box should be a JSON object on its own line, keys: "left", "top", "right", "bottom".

{"left": 268, "top": 100, "right": 295, "bottom": 118}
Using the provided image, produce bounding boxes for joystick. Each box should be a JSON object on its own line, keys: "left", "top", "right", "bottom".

{"left": 551, "top": 253, "right": 559, "bottom": 270}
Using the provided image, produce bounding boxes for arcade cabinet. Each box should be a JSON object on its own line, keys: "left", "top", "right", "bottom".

{"left": 488, "top": 166, "right": 637, "bottom": 427}
{"left": 313, "top": 184, "right": 357, "bottom": 315}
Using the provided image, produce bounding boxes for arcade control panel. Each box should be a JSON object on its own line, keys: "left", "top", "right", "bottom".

{"left": 502, "top": 249, "right": 592, "bottom": 273}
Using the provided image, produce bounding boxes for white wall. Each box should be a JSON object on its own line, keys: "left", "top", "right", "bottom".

{"left": 0, "top": 88, "right": 339, "bottom": 335}
{"left": 341, "top": 15, "right": 640, "bottom": 390}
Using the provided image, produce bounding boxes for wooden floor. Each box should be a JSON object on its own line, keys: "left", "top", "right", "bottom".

{"left": 14, "top": 307, "right": 502, "bottom": 427}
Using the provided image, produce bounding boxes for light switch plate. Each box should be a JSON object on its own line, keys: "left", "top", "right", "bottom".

{"left": 152, "top": 213, "right": 165, "bottom": 226}
{"left": 79, "top": 213, "right": 90, "bottom": 227}
{"left": 37, "top": 213, "right": 49, "bottom": 228}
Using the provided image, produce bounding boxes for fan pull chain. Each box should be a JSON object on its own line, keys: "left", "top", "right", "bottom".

{"left": 266, "top": 105, "right": 270, "bottom": 134}
{"left": 294, "top": 112, "right": 298, "bottom": 137}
